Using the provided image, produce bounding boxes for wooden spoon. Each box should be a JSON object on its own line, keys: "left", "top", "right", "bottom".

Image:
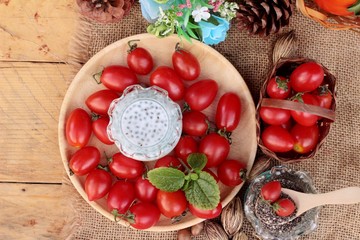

{"left": 282, "top": 187, "right": 360, "bottom": 217}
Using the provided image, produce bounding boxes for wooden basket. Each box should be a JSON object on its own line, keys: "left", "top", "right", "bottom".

{"left": 296, "top": 0, "right": 360, "bottom": 32}
{"left": 256, "top": 32, "right": 337, "bottom": 163}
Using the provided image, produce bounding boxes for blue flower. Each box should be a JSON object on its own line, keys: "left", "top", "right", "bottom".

{"left": 198, "top": 16, "right": 230, "bottom": 45}
{"left": 140, "top": 0, "right": 175, "bottom": 23}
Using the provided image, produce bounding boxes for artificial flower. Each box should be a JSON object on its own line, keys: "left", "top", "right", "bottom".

{"left": 140, "top": 0, "right": 175, "bottom": 23}
{"left": 198, "top": 15, "right": 230, "bottom": 45}
{"left": 192, "top": 6, "right": 211, "bottom": 22}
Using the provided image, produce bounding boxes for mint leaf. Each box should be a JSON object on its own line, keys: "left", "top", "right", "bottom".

{"left": 187, "top": 153, "right": 207, "bottom": 172}
{"left": 148, "top": 167, "right": 185, "bottom": 192}
{"left": 184, "top": 171, "right": 220, "bottom": 210}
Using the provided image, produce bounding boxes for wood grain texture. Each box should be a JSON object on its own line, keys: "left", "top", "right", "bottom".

{"left": 0, "top": 62, "right": 74, "bottom": 183}
{"left": 0, "top": 0, "right": 77, "bottom": 62}
{"left": 0, "top": 182, "right": 75, "bottom": 240}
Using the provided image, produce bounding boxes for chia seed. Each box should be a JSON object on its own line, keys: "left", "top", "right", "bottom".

{"left": 121, "top": 99, "right": 169, "bottom": 147}
{"left": 250, "top": 177, "right": 308, "bottom": 235}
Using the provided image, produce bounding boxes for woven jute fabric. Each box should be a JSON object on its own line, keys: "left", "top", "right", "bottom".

{"left": 64, "top": 2, "right": 360, "bottom": 239}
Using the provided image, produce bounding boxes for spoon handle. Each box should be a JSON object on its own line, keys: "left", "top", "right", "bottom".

{"left": 314, "top": 187, "right": 360, "bottom": 205}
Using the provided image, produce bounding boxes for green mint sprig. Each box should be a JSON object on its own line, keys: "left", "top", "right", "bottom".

{"left": 148, "top": 153, "right": 220, "bottom": 210}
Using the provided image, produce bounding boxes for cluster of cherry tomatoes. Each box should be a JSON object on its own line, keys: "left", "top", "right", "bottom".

{"left": 65, "top": 41, "right": 246, "bottom": 229}
{"left": 259, "top": 62, "right": 334, "bottom": 155}
{"left": 260, "top": 181, "right": 296, "bottom": 217}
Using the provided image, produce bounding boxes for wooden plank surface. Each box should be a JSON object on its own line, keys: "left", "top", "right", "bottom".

{"left": 0, "top": 62, "right": 74, "bottom": 183}
{"left": 0, "top": 0, "right": 77, "bottom": 62}
{"left": 0, "top": 0, "right": 80, "bottom": 238}
{"left": 0, "top": 182, "right": 74, "bottom": 240}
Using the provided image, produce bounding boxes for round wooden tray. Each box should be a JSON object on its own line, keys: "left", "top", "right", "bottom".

{"left": 58, "top": 33, "right": 257, "bottom": 231}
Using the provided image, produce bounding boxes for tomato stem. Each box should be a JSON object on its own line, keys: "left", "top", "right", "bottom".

{"left": 175, "top": 42, "right": 183, "bottom": 51}
{"left": 171, "top": 210, "right": 187, "bottom": 223}
{"left": 91, "top": 113, "right": 101, "bottom": 121}
{"left": 92, "top": 70, "right": 103, "bottom": 84}
{"left": 239, "top": 168, "right": 247, "bottom": 182}
{"left": 217, "top": 129, "right": 233, "bottom": 144}
{"left": 97, "top": 164, "right": 110, "bottom": 172}
{"left": 127, "top": 39, "right": 140, "bottom": 53}
{"left": 182, "top": 102, "right": 191, "bottom": 113}
{"left": 104, "top": 151, "right": 112, "bottom": 164}
{"left": 178, "top": 158, "right": 192, "bottom": 174}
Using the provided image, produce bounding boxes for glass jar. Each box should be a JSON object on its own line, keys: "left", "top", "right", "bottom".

{"left": 107, "top": 84, "right": 182, "bottom": 161}
{"left": 244, "top": 166, "right": 320, "bottom": 240}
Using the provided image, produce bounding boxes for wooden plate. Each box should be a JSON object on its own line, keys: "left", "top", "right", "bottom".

{"left": 58, "top": 33, "right": 257, "bottom": 231}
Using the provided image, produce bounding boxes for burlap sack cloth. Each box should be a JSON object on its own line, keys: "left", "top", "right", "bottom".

{"left": 63, "top": 3, "right": 360, "bottom": 240}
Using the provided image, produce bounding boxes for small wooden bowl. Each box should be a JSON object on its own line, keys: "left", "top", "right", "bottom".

{"left": 58, "top": 34, "right": 257, "bottom": 231}
{"left": 256, "top": 57, "right": 337, "bottom": 163}
{"left": 296, "top": 0, "right": 360, "bottom": 32}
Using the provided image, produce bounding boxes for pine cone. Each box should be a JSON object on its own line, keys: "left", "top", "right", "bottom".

{"left": 236, "top": 0, "right": 293, "bottom": 36}
{"left": 77, "top": 0, "right": 134, "bottom": 23}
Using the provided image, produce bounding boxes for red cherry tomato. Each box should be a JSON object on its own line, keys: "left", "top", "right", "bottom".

{"left": 108, "top": 152, "right": 145, "bottom": 179}
{"left": 100, "top": 65, "right": 138, "bottom": 93}
{"left": 69, "top": 146, "right": 100, "bottom": 176}
{"left": 127, "top": 45, "right": 154, "bottom": 75}
{"left": 199, "top": 133, "right": 230, "bottom": 168}
{"left": 65, "top": 108, "right": 92, "bottom": 148}
{"left": 261, "top": 125, "right": 294, "bottom": 153}
{"left": 85, "top": 168, "right": 112, "bottom": 201}
{"left": 154, "top": 155, "right": 184, "bottom": 171}
{"left": 172, "top": 48, "right": 200, "bottom": 81}
{"left": 274, "top": 198, "right": 296, "bottom": 217}
{"left": 134, "top": 177, "right": 158, "bottom": 202}
{"left": 312, "top": 85, "right": 333, "bottom": 109}
{"left": 182, "top": 111, "right": 209, "bottom": 137}
{"left": 107, "top": 181, "right": 136, "bottom": 214}
{"left": 290, "top": 62, "right": 324, "bottom": 92}
{"left": 156, "top": 190, "right": 188, "bottom": 218}
{"left": 174, "top": 136, "right": 198, "bottom": 162}
{"left": 259, "top": 107, "right": 291, "bottom": 125}
{"left": 217, "top": 160, "right": 247, "bottom": 187}
{"left": 266, "top": 76, "right": 291, "bottom": 99}
{"left": 128, "top": 202, "right": 160, "bottom": 229}
{"left": 92, "top": 116, "right": 113, "bottom": 145}
{"left": 216, "top": 92, "right": 242, "bottom": 132}
{"left": 189, "top": 203, "right": 222, "bottom": 219}
{"left": 290, "top": 123, "right": 319, "bottom": 154}
{"left": 150, "top": 66, "right": 185, "bottom": 101}
{"left": 291, "top": 93, "right": 320, "bottom": 127}
{"left": 85, "top": 89, "right": 119, "bottom": 115}
{"left": 280, "top": 118, "right": 294, "bottom": 131}
{"left": 260, "top": 181, "right": 282, "bottom": 203}
{"left": 184, "top": 79, "right": 218, "bottom": 111}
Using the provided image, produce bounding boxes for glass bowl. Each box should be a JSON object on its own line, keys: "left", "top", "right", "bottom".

{"left": 107, "top": 84, "right": 182, "bottom": 161}
{"left": 244, "top": 166, "right": 320, "bottom": 240}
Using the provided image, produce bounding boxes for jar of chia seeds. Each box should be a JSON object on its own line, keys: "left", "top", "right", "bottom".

{"left": 107, "top": 84, "right": 182, "bottom": 161}
{"left": 244, "top": 166, "right": 320, "bottom": 240}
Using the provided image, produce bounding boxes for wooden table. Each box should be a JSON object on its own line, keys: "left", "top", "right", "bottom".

{"left": 0, "top": 1, "right": 78, "bottom": 238}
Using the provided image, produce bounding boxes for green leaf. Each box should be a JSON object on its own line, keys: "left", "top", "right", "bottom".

{"left": 148, "top": 167, "right": 185, "bottom": 192}
{"left": 184, "top": 171, "right": 220, "bottom": 210}
{"left": 186, "top": 27, "right": 199, "bottom": 40}
{"left": 183, "top": 9, "right": 190, "bottom": 28}
{"left": 187, "top": 153, "right": 207, "bottom": 171}
{"left": 207, "top": 15, "right": 220, "bottom": 26}
{"left": 348, "top": 1, "right": 360, "bottom": 15}
{"left": 177, "top": 26, "right": 192, "bottom": 43}
{"left": 187, "top": 21, "right": 200, "bottom": 29}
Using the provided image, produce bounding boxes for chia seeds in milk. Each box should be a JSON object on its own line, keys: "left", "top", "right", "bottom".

{"left": 122, "top": 99, "right": 169, "bottom": 147}
{"left": 251, "top": 178, "right": 306, "bottom": 234}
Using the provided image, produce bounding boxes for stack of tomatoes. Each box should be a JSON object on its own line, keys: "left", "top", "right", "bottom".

{"left": 259, "top": 62, "right": 334, "bottom": 156}
{"left": 65, "top": 41, "right": 246, "bottom": 229}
